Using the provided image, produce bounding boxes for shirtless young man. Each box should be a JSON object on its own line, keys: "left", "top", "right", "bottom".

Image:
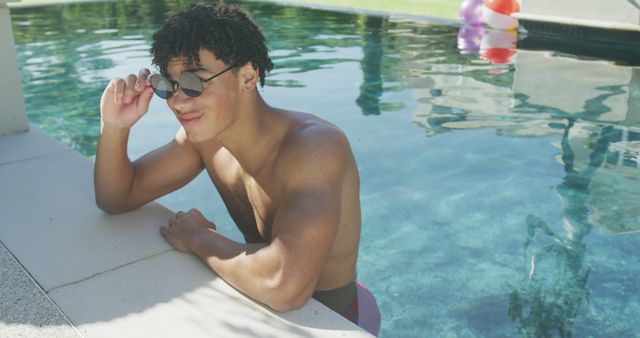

{"left": 94, "top": 3, "right": 378, "bottom": 333}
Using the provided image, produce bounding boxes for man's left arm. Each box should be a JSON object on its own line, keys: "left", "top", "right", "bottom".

{"left": 160, "top": 126, "right": 350, "bottom": 312}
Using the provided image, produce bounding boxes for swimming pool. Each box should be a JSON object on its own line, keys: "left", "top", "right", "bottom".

{"left": 10, "top": 1, "right": 640, "bottom": 336}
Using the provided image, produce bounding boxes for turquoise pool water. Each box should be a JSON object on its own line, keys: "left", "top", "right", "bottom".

{"left": 11, "top": 1, "right": 640, "bottom": 337}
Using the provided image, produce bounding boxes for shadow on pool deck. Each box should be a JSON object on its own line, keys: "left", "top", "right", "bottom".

{"left": 0, "top": 126, "right": 372, "bottom": 337}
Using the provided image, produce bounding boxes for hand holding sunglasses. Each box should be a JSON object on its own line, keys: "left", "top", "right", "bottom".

{"left": 100, "top": 68, "right": 155, "bottom": 130}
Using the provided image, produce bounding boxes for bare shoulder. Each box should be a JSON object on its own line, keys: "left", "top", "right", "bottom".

{"left": 174, "top": 126, "right": 190, "bottom": 145}
{"left": 277, "top": 113, "right": 354, "bottom": 186}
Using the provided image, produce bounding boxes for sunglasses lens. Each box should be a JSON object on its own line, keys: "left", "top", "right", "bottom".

{"left": 150, "top": 75, "right": 173, "bottom": 99}
{"left": 179, "top": 72, "right": 203, "bottom": 97}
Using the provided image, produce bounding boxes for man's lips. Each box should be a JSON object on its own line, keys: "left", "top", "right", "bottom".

{"left": 178, "top": 113, "right": 202, "bottom": 126}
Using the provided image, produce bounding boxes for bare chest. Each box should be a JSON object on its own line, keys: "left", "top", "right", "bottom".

{"left": 207, "top": 160, "right": 279, "bottom": 242}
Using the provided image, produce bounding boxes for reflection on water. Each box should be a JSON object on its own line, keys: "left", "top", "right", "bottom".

{"left": 356, "top": 16, "right": 384, "bottom": 116}
{"left": 422, "top": 26, "right": 640, "bottom": 234}
{"left": 508, "top": 119, "right": 612, "bottom": 337}
{"left": 10, "top": 1, "right": 640, "bottom": 336}
{"left": 451, "top": 25, "right": 639, "bottom": 337}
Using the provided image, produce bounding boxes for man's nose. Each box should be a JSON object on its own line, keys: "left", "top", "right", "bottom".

{"left": 168, "top": 89, "right": 195, "bottom": 110}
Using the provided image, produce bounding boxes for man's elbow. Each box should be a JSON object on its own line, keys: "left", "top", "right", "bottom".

{"left": 95, "top": 196, "right": 130, "bottom": 215}
{"left": 268, "top": 294, "right": 310, "bottom": 313}
{"left": 263, "top": 278, "right": 314, "bottom": 312}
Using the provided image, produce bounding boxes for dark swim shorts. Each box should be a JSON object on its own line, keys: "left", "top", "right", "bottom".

{"left": 312, "top": 279, "right": 381, "bottom": 336}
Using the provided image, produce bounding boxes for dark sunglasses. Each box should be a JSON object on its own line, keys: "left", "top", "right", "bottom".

{"left": 149, "top": 65, "right": 235, "bottom": 99}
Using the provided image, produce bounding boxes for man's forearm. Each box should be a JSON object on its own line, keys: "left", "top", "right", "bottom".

{"left": 94, "top": 124, "right": 136, "bottom": 213}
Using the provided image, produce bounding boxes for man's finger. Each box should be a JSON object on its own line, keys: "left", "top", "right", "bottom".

{"left": 124, "top": 74, "right": 137, "bottom": 104}
{"left": 112, "top": 78, "right": 125, "bottom": 105}
{"left": 135, "top": 68, "right": 151, "bottom": 90}
{"left": 136, "top": 87, "right": 154, "bottom": 115}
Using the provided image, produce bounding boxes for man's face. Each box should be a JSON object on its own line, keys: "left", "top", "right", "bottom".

{"left": 165, "top": 49, "right": 238, "bottom": 143}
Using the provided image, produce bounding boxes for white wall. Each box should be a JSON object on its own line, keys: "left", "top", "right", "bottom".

{"left": 0, "top": 0, "right": 28, "bottom": 136}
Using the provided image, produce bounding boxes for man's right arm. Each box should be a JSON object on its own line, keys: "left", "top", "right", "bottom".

{"left": 94, "top": 126, "right": 203, "bottom": 214}
{"left": 94, "top": 69, "right": 203, "bottom": 214}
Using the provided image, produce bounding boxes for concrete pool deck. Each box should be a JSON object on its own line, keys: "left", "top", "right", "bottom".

{"left": 0, "top": 126, "right": 374, "bottom": 337}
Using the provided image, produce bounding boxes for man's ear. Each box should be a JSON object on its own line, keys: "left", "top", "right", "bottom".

{"left": 238, "top": 62, "right": 259, "bottom": 91}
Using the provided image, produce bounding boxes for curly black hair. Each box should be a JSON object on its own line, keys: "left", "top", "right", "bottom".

{"left": 150, "top": 2, "right": 273, "bottom": 87}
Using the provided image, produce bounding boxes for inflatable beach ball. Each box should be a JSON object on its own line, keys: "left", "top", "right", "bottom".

{"left": 459, "top": 0, "right": 484, "bottom": 26}
{"left": 482, "top": 0, "right": 520, "bottom": 30}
